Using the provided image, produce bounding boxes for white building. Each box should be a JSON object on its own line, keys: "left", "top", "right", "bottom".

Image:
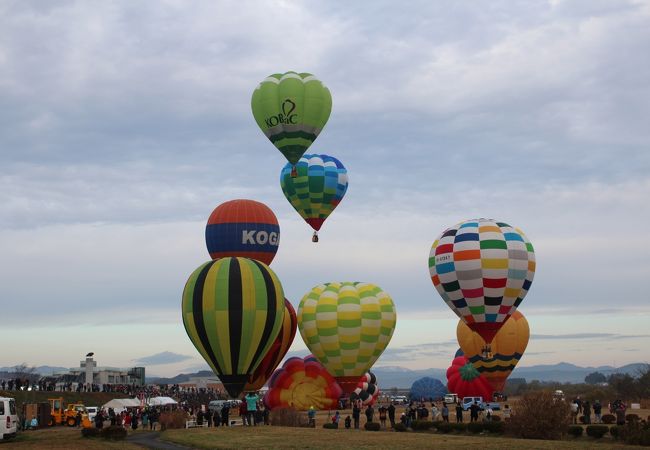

{"left": 54, "top": 355, "right": 145, "bottom": 386}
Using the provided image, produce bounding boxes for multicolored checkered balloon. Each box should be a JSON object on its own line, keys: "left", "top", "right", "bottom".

{"left": 297, "top": 282, "right": 396, "bottom": 394}
{"left": 428, "top": 219, "right": 535, "bottom": 344}
{"left": 280, "top": 154, "right": 348, "bottom": 234}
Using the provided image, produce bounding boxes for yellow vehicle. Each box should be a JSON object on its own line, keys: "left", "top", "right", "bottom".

{"left": 47, "top": 398, "right": 91, "bottom": 428}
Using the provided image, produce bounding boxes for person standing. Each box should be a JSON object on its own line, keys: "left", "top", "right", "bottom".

{"left": 387, "top": 403, "right": 396, "bottom": 428}
{"left": 239, "top": 400, "right": 248, "bottom": 426}
{"left": 221, "top": 403, "right": 230, "bottom": 426}
{"left": 378, "top": 404, "right": 387, "bottom": 428}
{"left": 470, "top": 402, "right": 480, "bottom": 423}
{"left": 455, "top": 402, "right": 463, "bottom": 423}
{"left": 332, "top": 411, "right": 341, "bottom": 428}
{"left": 570, "top": 401, "right": 579, "bottom": 424}
{"left": 583, "top": 400, "right": 591, "bottom": 424}
{"left": 307, "top": 406, "right": 316, "bottom": 427}
{"left": 212, "top": 408, "right": 221, "bottom": 428}
{"left": 593, "top": 400, "right": 602, "bottom": 424}
{"left": 245, "top": 393, "right": 259, "bottom": 426}
{"left": 365, "top": 404, "right": 374, "bottom": 424}
{"left": 441, "top": 403, "right": 449, "bottom": 422}
{"left": 352, "top": 400, "right": 361, "bottom": 429}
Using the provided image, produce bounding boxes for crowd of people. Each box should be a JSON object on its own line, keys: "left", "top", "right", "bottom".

{"left": 570, "top": 396, "right": 627, "bottom": 425}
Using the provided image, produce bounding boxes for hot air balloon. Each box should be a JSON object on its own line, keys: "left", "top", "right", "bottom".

{"left": 181, "top": 257, "right": 285, "bottom": 398}
{"left": 428, "top": 218, "right": 535, "bottom": 345}
{"left": 457, "top": 310, "right": 530, "bottom": 393}
{"left": 446, "top": 356, "right": 493, "bottom": 400}
{"left": 297, "top": 282, "right": 397, "bottom": 394}
{"left": 244, "top": 298, "right": 297, "bottom": 391}
{"left": 350, "top": 372, "right": 380, "bottom": 406}
{"left": 264, "top": 356, "right": 342, "bottom": 411}
{"left": 205, "top": 199, "right": 280, "bottom": 266}
{"left": 280, "top": 154, "right": 348, "bottom": 242}
{"left": 251, "top": 72, "right": 332, "bottom": 174}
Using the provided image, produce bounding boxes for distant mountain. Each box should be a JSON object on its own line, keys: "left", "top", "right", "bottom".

{"left": 147, "top": 370, "right": 215, "bottom": 384}
{"left": 103, "top": 362, "right": 650, "bottom": 388}
{"left": 510, "top": 362, "right": 646, "bottom": 384}
{"left": 0, "top": 365, "right": 68, "bottom": 376}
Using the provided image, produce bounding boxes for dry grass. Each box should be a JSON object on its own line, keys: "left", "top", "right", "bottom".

{"left": 161, "top": 426, "right": 628, "bottom": 449}
{"left": 1, "top": 427, "right": 142, "bottom": 449}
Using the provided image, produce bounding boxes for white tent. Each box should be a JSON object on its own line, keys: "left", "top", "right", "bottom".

{"left": 102, "top": 398, "right": 141, "bottom": 410}
{"left": 147, "top": 396, "right": 178, "bottom": 406}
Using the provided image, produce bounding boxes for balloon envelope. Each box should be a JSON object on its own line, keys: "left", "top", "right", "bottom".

{"left": 245, "top": 298, "right": 297, "bottom": 391}
{"left": 457, "top": 310, "right": 530, "bottom": 392}
{"left": 264, "top": 356, "right": 342, "bottom": 411}
{"left": 205, "top": 199, "right": 280, "bottom": 265}
{"left": 280, "top": 154, "right": 348, "bottom": 232}
{"left": 446, "top": 356, "right": 493, "bottom": 400}
{"left": 350, "top": 372, "right": 380, "bottom": 406}
{"left": 429, "top": 218, "right": 535, "bottom": 343}
{"left": 297, "top": 282, "right": 397, "bottom": 394}
{"left": 409, "top": 377, "right": 447, "bottom": 401}
{"left": 251, "top": 72, "right": 332, "bottom": 165}
{"left": 181, "top": 257, "right": 285, "bottom": 398}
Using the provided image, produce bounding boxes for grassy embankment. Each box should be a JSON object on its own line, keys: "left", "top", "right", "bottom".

{"left": 161, "top": 426, "right": 628, "bottom": 449}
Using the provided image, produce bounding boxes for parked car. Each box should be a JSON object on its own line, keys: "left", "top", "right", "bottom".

{"left": 86, "top": 406, "right": 98, "bottom": 421}
{"left": 444, "top": 393, "right": 459, "bottom": 404}
{"left": 461, "top": 396, "right": 501, "bottom": 411}
{"left": 0, "top": 397, "right": 18, "bottom": 441}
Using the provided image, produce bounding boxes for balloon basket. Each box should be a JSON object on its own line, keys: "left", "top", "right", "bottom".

{"left": 312, "top": 232, "right": 319, "bottom": 243}
{"left": 291, "top": 166, "right": 297, "bottom": 177}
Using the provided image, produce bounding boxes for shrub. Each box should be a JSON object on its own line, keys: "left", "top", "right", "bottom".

{"left": 506, "top": 390, "right": 571, "bottom": 440}
{"left": 601, "top": 414, "right": 616, "bottom": 424}
{"left": 323, "top": 423, "right": 338, "bottom": 429}
{"left": 158, "top": 411, "right": 188, "bottom": 430}
{"left": 449, "top": 423, "right": 467, "bottom": 433}
{"left": 411, "top": 420, "right": 435, "bottom": 431}
{"left": 483, "top": 421, "right": 505, "bottom": 434}
{"left": 626, "top": 414, "right": 640, "bottom": 423}
{"left": 364, "top": 422, "right": 381, "bottom": 431}
{"left": 269, "top": 407, "right": 307, "bottom": 427}
{"left": 81, "top": 427, "right": 101, "bottom": 438}
{"left": 435, "top": 422, "right": 453, "bottom": 433}
{"left": 620, "top": 421, "right": 650, "bottom": 446}
{"left": 100, "top": 425, "right": 127, "bottom": 440}
{"left": 567, "top": 425, "right": 583, "bottom": 437}
{"left": 610, "top": 425, "right": 625, "bottom": 440}
{"left": 586, "top": 425, "right": 609, "bottom": 438}
{"left": 393, "top": 423, "right": 407, "bottom": 432}
{"left": 467, "top": 422, "right": 484, "bottom": 433}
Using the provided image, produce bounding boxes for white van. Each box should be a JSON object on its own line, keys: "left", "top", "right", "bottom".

{"left": 0, "top": 397, "right": 18, "bottom": 441}
{"left": 86, "top": 406, "right": 98, "bottom": 421}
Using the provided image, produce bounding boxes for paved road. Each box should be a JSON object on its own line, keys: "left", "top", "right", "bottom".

{"left": 127, "top": 431, "right": 194, "bottom": 450}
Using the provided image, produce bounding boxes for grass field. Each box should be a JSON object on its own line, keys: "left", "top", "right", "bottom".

{"left": 0, "top": 428, "right": 141, "bottom": 449}
{"left": 161, "top": 426, "right": 629, "bottom": 449}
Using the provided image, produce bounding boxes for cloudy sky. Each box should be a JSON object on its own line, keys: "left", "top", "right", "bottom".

{"left": 1, "top": 0, "right": 649, "bottom": 378}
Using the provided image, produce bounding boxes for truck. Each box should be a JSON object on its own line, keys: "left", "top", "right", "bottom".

{"left": 461, "top": 396, "right": 501, "bottom": 411}
{"left": 47, "top": 398, "right": 92, "bottom": 428}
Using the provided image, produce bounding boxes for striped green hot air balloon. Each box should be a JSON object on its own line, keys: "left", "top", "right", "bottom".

{"left": 182, "top": 257, "right": 285, "bottom": 398}
{"left": 297, "top": 282, "right": 397, "bottom": 394}
{"left": 251, "top": 72, "right": 332, "bottom": 170}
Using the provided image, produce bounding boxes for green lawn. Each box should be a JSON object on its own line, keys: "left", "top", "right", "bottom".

{"left": 0, "top": 427, "right": 141, "bottom": 449}
{"left": 161, "top": 426, "right": 627, "bottom": 449}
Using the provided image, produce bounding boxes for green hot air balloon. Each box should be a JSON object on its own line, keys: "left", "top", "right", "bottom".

{"left": 251, "top": 72, "right": 332, "bottom": 174}
{"left": 182, "top": 257, "right": 285, "bottom": 398}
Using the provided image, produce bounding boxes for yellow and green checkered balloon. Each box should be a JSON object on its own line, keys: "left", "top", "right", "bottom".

{"left": 297, "top": 282, "right": 397, "bottom": 394}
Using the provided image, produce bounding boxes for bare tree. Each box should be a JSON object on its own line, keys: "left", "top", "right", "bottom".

{"left": 11, "top": 363, "right": 40, "bottom": 385}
